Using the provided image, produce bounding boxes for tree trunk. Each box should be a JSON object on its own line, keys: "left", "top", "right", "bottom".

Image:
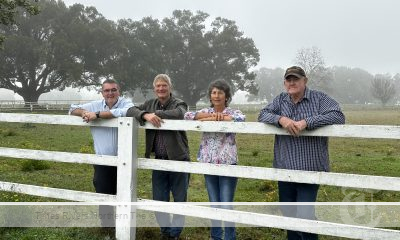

{"left": 185, "top": 99, "right": 199, "bottom": 110}
{"left": 20, "top": 91, "right": 41, "bottom": 108}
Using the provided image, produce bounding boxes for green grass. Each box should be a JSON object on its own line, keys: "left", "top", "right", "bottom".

{"left": 0, "top": 109, "right": 399, "bottom": 239}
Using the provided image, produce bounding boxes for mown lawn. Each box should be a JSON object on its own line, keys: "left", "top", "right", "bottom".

{"left": 0, "top": 108, "right": 399, "bottom": 239}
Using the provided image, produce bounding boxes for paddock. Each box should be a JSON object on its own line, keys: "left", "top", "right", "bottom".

{"left": 0, "top": 113, "right": 399, "bottom": 239}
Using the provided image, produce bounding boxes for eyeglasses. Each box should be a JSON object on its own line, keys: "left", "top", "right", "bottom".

{"left": 102, "top": 88, "right": 118, "bottom": 93}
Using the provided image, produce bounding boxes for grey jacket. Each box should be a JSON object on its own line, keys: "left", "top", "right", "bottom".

{"left": 126, "top": 96, "right": 190, "bottom": 161}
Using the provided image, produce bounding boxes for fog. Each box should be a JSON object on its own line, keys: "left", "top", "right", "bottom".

{"left": 0, "top": 88, "right": 102, "bottom": 102}
{"left": 63, "top": 0, "right": 400, "bottom": 75}
{"left": 2, "top": 0, "right": 399, "bottom": 104}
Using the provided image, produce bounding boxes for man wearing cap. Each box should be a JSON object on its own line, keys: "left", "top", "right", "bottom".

{"left": 258, "top": 66, "right": 345, "bottom": 240}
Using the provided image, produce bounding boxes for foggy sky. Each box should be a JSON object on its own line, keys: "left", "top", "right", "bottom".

{"left": 62, "top": 0, "right": 400, "bottom": 75}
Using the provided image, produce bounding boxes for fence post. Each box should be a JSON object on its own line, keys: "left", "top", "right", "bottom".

{"left": 116, "top": 117, "right": 138, "bottom": 239}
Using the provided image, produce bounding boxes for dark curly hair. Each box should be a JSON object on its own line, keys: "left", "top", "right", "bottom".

{"left": 207, "top": 79, "right": 232, "bottom": 107}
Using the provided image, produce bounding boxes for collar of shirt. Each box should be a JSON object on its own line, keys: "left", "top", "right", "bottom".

{"left": 283, "top": 87, "right": 310, "bottom": 104}
{"left": 209, "top": 107, "right": 229, "bottom": 113}
{"left": 101, "top": 97, "right": 122, "bottom": 110}
{"left": 156, "top": 96, "right": 172, "bottom": 110}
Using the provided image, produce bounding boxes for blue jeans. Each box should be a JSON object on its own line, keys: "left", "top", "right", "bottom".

{"left": 152, "top": 169, "right": 189, "bottom": 238}
{"left": 278, "top": 181, "right": 319, "bottom": 240}
{"left": 205, "top": 174, "right": 238, "bottom": 240}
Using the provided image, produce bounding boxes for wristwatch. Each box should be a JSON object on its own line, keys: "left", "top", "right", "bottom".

{"left": 95, "top": 111, "right": 100, "bottom": 119}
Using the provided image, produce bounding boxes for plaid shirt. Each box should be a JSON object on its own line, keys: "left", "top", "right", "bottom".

{"left": 258, "top": 88, "right": 345, "bottom": 171}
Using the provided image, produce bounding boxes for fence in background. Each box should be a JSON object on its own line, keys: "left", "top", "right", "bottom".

{"left": 2, "top": 100, "right": 400, "bottom": 113}
{"left": 0, "top": 100, "right": 96, "bottom": 112}
{"left": 0, "top": 100, "right": 263, "bottom": 112}
{"left": 0, "top": 113, "right": 400, "bottom": 239}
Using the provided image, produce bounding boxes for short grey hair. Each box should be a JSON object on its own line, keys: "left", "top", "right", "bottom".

{"left": 102, "top": 79, "right": 120, "bottom": 89}
{"left": 153, "top": 74, "right": 172, "bottom": 88}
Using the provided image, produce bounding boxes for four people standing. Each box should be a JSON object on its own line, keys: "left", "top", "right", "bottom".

{"left": 185, "top": 80, "right": 245, "bottom": 240}
{"left": 71, "top": 69, "right": 345, "bottom": 239}
{"left": 258, "top": 66, "right": 345, "bottom": 240}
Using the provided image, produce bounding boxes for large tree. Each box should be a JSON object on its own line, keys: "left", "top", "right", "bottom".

{"left": 394, "top": 73, "right": 400, "bottom": 104}
{"left": 251, "top": 67, "right": 284, "bottom": 102}
{"left": 116, "top": 10, "right": 260, "bottom": 106}
{"left": 294, "top": 46, "right": 332, "bottom": 93}
{"left": 0, "top": 0, "right": 39, "bottom": 45}
{"left": 163, "top": 10, "right": 259, "bottom": 106}
{"left": 370, "top": 74, "right": 396, "bottom": 106}
{"left": 114, "top": 17, "right": 167, "bottom": 96}
{"left": 331, "top": 66, "right": 374, "bottom": 104}
{"left": 0, "top": 0, "right": 120, "bottom": 103}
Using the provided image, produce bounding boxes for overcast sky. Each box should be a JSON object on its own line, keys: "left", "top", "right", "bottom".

{"left": 61, "top": 0, "right": 400, "bottom": 75}
{"left": 3, "top": 0, "right": 400, "bottom": 101}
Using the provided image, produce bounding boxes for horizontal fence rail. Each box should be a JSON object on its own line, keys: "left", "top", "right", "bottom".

{"left": 0, "top": 147, "right": 117, "bottom": 166}
{"left": 0, "top": 112, "right": 117, "bottom": 127}
{"left": 143, "top": 120, "right": 400, "bottom": 139}
{"left": 0, "top": 113, "right": 399, "bottom": 240}
{"left": 1, "top": 113, "right": 400, "bottom": 139}
{"left": 136, "top": 200, "right": 400, "bottom": 240}
{"left": 138, "top": 159, "right": 400, "bottom": 192}
{"left": 0, "top": 181, "right": 116, "bottom": 202}
{"left": 2, "top": 146, "right": 399, "bottom": 192}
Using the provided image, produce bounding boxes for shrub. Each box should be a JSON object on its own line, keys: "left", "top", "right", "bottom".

{"left": 21, "top": 160, "right": 51, "bottom": 172}
{"left": 0, "top": 128, "right": 17, "bottom": 137}
{"left": 252, "top": 150, "right": 259, "bottom": 157}
{"left": 79, "top": 145, "right": 94, "bottom": 154}
{"left": 21, "top": 123, "right": 36, "bottom": 129}
{"left": 20, "top": 141, "right": 41, "bottom": 149}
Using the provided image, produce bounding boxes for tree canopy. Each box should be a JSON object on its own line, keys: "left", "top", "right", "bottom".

{"left": 330, "top": 66, "right": 374, "bottom": 104}
{"left": 1, "top": 4, "right": 259, "bottom": 106}
{"left": 251, "top": 67, "right": 284, "bottom": 103}
{"left": 0, "top": 0, "right": 39, "bottom": 45}
{"left": 115, "top": 10, "right": 260, "bottom": 106}
{"left": 294, "top": 46, "right": 332, "bottom": 93}
{"left": 370, "top": 74, "right": 396, "bottom": 106}
{"left": 0, "top": 0, "right": 120, "bottom": 103}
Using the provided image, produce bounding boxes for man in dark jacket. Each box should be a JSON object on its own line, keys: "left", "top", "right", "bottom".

{"left": 127, "top": 74, "right": 189, "bottom": 240}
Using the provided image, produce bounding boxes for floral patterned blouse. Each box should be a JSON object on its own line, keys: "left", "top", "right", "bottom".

{"left": 184, "top": 107, "right": 245, "bottom": 165}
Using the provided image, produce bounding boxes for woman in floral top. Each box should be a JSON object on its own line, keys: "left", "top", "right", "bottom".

{"left": 184, "top": 79, "right": 245, "bottom": 240}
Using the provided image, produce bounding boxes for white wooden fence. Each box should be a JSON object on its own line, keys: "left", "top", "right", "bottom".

{"left": 0, "top": 113, "right": 400, "bottom": 239}
{"left": 0, "top": 100, "right": 95, "bottom": 111}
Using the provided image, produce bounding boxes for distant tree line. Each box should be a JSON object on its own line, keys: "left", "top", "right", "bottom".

{"left": 252, "top": 47, "right": 399, "bottom": 106}
{"left": 1, "top": 1, "right": 398, "bottom": 106}
{"left": 0, "top": 0, "right": 259, "bottom": 106}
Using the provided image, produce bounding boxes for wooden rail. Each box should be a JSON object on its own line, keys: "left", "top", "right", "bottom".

{"left": 0, "top": 113, "right": 399, "bottom": 239}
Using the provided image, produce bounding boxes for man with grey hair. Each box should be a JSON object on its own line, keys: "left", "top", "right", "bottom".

{"left": 127, "top": 74, "right": 190, "bottom": 240}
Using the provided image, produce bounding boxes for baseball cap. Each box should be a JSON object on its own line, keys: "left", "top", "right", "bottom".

{"left": 284, "top": 66, "right": 306, "bottom": 79}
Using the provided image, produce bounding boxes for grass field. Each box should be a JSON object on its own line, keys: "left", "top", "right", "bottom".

{"left": 0, "top": 108, "right": 399, "bottom": 239}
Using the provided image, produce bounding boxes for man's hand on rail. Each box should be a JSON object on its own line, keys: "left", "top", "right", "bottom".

{"left": 143, "top": 113, "right": 164, "bottom": 128}
{"left": 279, "top": 117, "right": 307, "bottom": 137}
{"left": 82, "top": 111, "right": 97, "bottom": 123}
